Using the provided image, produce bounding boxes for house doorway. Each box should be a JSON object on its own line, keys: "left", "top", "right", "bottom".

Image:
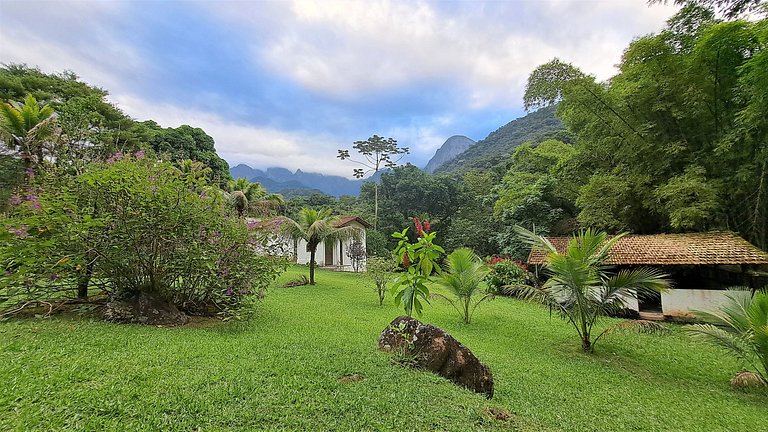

{"left": 638, "top": 291, "right": 662, "bottom": 313}
{"left": 325, "top": 242, "right": 334, "bottom": 266}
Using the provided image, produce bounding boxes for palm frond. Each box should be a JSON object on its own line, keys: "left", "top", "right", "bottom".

{"left": 685, "top": 323, "right": 758, "bottom": 369}
{"left": 594, "top": 319, "right": 669, "bottom": 346}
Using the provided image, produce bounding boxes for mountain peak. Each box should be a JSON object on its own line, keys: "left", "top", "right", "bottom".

{"left": 424, "top": 135, "right": 476, "bottom": 173}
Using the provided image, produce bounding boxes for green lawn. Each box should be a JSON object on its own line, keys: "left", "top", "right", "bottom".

{"left": 1, "top": 266, "right": 765, "bottom": 431}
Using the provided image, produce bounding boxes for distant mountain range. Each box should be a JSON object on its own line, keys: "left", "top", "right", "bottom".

{"left": 230, "top": 107, "right": 568, "bottom": 196}
{"left": 423, "top": 135, "right": 476, "bottom": 173}
{"left": 229, "top": 165, "right": 377, "bottom": 198}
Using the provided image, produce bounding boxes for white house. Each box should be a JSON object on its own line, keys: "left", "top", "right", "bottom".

{"left": 527, "top": 232, "right": 768, "bottom": 319}
{"left": 292, "top": 216, "right": 371, "bottom": 272}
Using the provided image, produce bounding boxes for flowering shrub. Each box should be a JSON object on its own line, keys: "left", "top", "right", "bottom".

{"left": 390, "top": 217, "right": 444, "bottom": 316}
{"left": 1, "top": 154, "right": 289, "bottom": 320}
{"left": 485, "top": 256, "right": 530, "bottom": 295}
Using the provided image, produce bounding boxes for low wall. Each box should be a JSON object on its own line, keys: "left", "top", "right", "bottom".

{"left": 661, "top": 289, "right": 751, "bottom": 317}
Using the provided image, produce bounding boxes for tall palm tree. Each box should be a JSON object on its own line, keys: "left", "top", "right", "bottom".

{"left": 0, "top": 95, "right": 58, "bottom": 170}
{"left": 432, "top": 247, "right": 492, "bottom": 324}
{"left": 282, "top": 208, "right": 360, "bottom": 285}
{"left": 517, "top": 226, "right": 670, "bottom": 352}
{"left": 685, "top": 290, "right": 768, "bottom": 387}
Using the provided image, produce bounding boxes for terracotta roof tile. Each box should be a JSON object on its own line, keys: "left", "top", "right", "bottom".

{"left": 527, "top": 232, "right": 768, "bottom": 266}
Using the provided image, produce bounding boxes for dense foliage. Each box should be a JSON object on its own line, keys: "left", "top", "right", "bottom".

{"left": 0, "top": 65, "right": 231, "bottom": 190}
{"left": 523, "top": 7, "right": 768, "bottom": 249}
{"left": 484, "top": 257, "right": 530, "bottom": 295}
{"left": 1, "top": 155, "right": 288, "bottom": 319}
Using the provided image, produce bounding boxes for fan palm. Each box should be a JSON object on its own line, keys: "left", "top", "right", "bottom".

{"left": 432, "top": 247, "right": 492, "bottom": 324}
{"left": 685, "top": 290, "right": 768, "bottom": 387}
{"left": 516, "top": 226, "right": 670, "bottom": 352}
{"left": 0, "top": 95, "right": 58, "bottom": 170}
{"left": 281, "top": 207, "right": 360, "bottom": 285}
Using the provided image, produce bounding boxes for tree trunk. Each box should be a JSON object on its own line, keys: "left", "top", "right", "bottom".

{"left": 309, "top": 248, "right": 316, "bottom": 285}
{"left": 581, "top": 336, "right": 592, "bottom": 352}
{"left": 77, "top": 260, "right": 95, "bottom": 299}
{"left": 374, "top": 182, "right": 379, "bottom": 230}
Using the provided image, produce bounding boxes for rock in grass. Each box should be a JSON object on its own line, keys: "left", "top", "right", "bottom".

{"left": 103, "top": 291, "right": 189, "bottom": 326}
{"left": 378, "top": 316, "right": 494, "bottom": 399}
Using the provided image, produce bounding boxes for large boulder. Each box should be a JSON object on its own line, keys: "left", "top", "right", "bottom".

{"left": 378, "top": 316, "right": 494, "bottom": 399}
{"left": 103, "top": 291, "right": 190, "bottom": 326}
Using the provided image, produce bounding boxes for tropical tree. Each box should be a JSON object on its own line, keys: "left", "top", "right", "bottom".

{"left": 282, "top": 207, "right": 360, "bottom": 285}
{"left": 685, "top": 290, "right": 768, "bottom": 387}
{"left": 337, "top": 135, "right": 409, "bottom": 229}
{"left": 517, "top": 226, "right": 670, "bottom": 352}
{"left": 432, "top": 247, "right": 492, "bottom": 324}
{"left": 0, "top": 94, "right": 58, "bottom": 170}
{"left": 227, "top": 177, "right": 285, "bottom": 216}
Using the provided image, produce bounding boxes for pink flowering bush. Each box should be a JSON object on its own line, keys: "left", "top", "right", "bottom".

{"left": 1, "top": 154, "right": 288, "bottom": 320}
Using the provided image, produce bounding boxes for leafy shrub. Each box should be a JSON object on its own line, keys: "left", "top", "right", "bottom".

{"left": 1, "top": 154, "right": 289, "bottom": 320}
{"left": 391, "top": 217, "right": 444, "bottom": 316}
{"left": 484, "top": 256, "right": 530, "bottom": 295}
{"left": 366, "top": 256, "right": 395, "bottom": 305}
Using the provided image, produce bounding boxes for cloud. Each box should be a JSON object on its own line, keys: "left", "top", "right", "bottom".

{"left": 0, "top": 1, "right": 150, "bottom": 95}
{"left": 112, "top": 94, "right": 358, "bottom": 177}
{"left": 211, "top": 0, "right": 680, "bottom": 108}
{"left": 1, "top": 0, "right": 681, "bottom": 174}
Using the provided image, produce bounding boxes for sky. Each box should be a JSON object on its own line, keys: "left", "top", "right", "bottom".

{"left": 0, "top": 0, "right": 680, "bottom": 178}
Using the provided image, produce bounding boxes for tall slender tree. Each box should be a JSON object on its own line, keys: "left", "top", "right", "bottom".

{"left": 337, "top": 135, "right": 409, "bottom": 229}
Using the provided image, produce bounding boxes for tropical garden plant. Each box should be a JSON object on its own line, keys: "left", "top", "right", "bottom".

{"left": 0, "top": 94, "right": 59, "bottom": 171}
{"left": 282, "top": 207, "right": 360, "bottom": 285}
{"left": 390, "top": 217, "right": 444, "bottom": 317}
{"left": 432, "top": 247, "right": 492, "bottom": 324}
{"left": 485, "top": 256, "right": 530, "bottom": 295}
{"left": 684, "top": 289, "right": 768, "bottom": 388}
{"left": 1, "top": 153, "right": 289, "bottom": 320}
{"left": 366, "top": 256, "right": 395, "bottom": 305}
{"left": 227, "top": 177, "right": 284, "bottom": 216}
{"left": 516, "top": 226, "right": 670, "bottom": 352}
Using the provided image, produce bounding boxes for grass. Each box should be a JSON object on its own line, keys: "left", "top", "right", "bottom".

{"left": 1, "top": 265, "right": 766, "bottom": 431}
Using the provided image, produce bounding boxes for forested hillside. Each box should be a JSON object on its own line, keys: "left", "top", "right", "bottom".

{"left": 435, "top": 105, "right": 569, "bottom": 174}
{"left": 0, "top": 65, "right": 231, "bottom": 192}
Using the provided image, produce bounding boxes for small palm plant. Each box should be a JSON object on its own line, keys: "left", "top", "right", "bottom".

{"left": 685, "top": 290, "right": 768, "bottom": 388}
{"left": 282, "top": 208, "right": 360, "bottom": 285}
{"left": 432, "top": 247, "right": 492, "bottom": 324}
{"left": 517, "top": 226, "right": 670, "bottom": 352}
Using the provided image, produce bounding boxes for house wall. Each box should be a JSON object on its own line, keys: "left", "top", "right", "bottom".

{"left": 293, "top": 222, "right": 367, "bottom": 272}
{"left": 661, "top": 289, "right": 751, "bottom": 317}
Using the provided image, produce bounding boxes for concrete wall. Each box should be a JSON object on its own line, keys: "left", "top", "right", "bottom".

{"left": 661, "top": 289, "right": 751, "bottom": 317}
